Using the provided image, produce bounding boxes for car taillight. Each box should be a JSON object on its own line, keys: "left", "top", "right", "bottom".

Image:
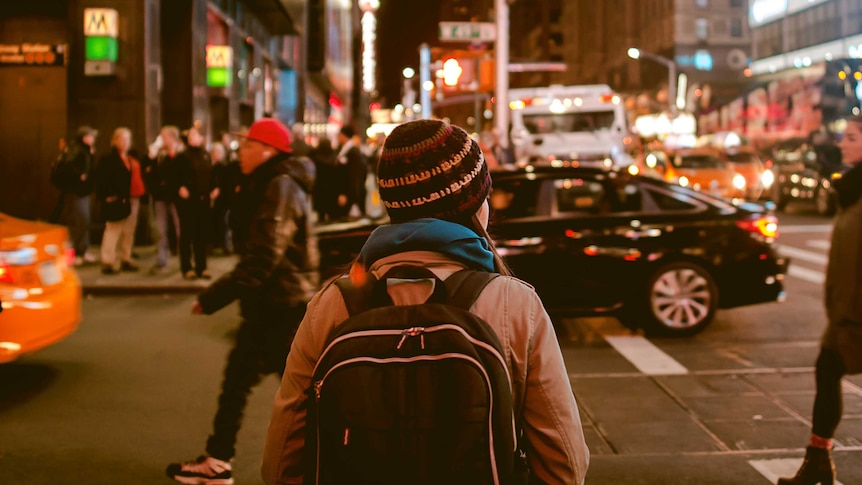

{"left": 65, "top": 247, "right": 76, "bottom": 266}
{"left": 736, "top": 216, "right": 778, "bottom": 239}
{"left": 0, "top": 262, "right": 12, "bottom": 283}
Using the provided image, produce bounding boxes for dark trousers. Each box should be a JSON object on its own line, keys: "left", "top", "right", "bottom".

{"left": 212, "top": 201, "right": 231, "bottom": 251}
{"left": 812, "top": 348, "right": 847, "bottom": 438}
{"left": 178, "top": 198, "right": 209, "bottom": 274}
{"left": 63, "top": 194, "right": 90, "bottom": 257}
{"left": 205, "top": 306, "right": 306, "bottom": 461}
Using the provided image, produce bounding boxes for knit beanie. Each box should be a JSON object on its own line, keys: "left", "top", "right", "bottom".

{"left": 377, "top": 120, "right": 491, "bottom": 223}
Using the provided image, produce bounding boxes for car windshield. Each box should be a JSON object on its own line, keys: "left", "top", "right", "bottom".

{"left": 522, "top": 111, "right": 616, "bottom": 134}
{"left": 725, "top": 153, "right": 758, "bottom": 163}
{"left": 673, "top": 154, "right": 724, "bottom": 169}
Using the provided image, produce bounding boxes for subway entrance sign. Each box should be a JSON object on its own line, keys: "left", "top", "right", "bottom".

{"left": 83, "top": 8, "right": 118, "bottom": 76}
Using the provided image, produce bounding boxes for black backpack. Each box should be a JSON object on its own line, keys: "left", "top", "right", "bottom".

{"left": 303, "top": 266, "right": 528, "bottom": 485}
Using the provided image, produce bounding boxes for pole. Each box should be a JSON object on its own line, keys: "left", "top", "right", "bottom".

{"left": 495, "top": 0, "right": 509, "bottom": 149}
{"left": 420, "top": 43, "right": 432, "bottom": 120}
{"left": 668, "top": 61, "right": 677, "bottom": 116}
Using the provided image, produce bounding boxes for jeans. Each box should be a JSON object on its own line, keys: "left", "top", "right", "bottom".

{"left": 205, "top": 306, "right": 306, "bottom": 461}
{"left": 153, "top": 200, "right": 180, "bottom": 268}
{"left": 101, "top": 197, "right": 140, "bottom": 266}
{"left": 64, "top": 194, "right": 90, "bottom": 257}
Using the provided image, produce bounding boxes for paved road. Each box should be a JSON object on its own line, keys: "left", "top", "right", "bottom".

{"left": 1, "top": 209, "right": 860, "bottom": 484}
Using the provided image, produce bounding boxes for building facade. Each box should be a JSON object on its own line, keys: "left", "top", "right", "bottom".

{"left": 0, "top": 0, "right": 359, "bottom": 220}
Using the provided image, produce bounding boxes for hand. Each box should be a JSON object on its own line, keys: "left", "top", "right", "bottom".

{"left": 338, "top": 194, "right": 348, "bottom": 207}
{"left": 80, "top": 174, "right": 87, "bottom": 181}
{"left": 210, "top": 187, "right": 220, "bottom": 200}
{"left": 105, "top": 196, "right": 117, "bottom": 203}
{"left": 179, "top": 186, "right": 190, "bottom": 199}
{"left": 191, "top": 301, "right": 204, "bottom": 315}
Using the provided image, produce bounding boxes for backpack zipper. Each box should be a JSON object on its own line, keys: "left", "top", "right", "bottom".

{"left": 312, "top": 324, "right": 518, "bottom": 449}
{"left": 313, "top": 353, "right": 501, "bottom": 485}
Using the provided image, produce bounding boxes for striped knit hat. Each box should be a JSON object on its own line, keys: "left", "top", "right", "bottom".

{"left": 377, "top": 120, "right": 490, "bottom": 223}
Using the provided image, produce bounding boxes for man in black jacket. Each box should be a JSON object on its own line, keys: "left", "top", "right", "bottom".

{"left": 56, "top": 125, "right": 98, "bottom": 266}
{"left": 166, "top": 118, "right": 319, "bottom": 485}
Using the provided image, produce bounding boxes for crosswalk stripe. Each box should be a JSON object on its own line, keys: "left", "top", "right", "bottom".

{"left": 788, "top": 265, "right": 825, "bottom": 284}
{"left": 780, "top": 224, "right": 833, "bottom": 234}
{"left": 779, "top": 245, "right": 829, "bottom": 265}
{"left": 806, "top": 239, "right": 830, "bottom": 250}
{"left": 604, "top": 335, "right": 688, "bottom": 375}
{"left": 748, "top": 458, "right": 843, "bottom": 484}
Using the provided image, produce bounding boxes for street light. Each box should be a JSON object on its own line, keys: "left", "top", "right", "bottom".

{"left": 628, "top": 47, "right": 678, "bottom": 116}
{"left": 401, "top": 66, "right": 417, "bottom": 119}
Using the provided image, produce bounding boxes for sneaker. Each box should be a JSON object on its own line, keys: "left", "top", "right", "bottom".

{"left": 120, "top": 261, "right": 139, "bottom": 272}
{"left": 166, "top": 455, "right": 233, "bottom": 485}
{"left": 101, "top": 265, "right": 116, "bottom": 275}
{"left": 183, "top": 270, "right": 198, "bottom": 280}
{"left": 197, "top": 270, "right": 212, "bottom": 280}
{"left": 82, "top": 253, "right": 98, "bottom": 264}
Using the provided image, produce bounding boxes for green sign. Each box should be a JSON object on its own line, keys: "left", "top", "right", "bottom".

{"left": 207, "top": 67, "right": 231, "bottom": 88}
{"left": 85, "top": 36, "right": 117, "bottom": 62}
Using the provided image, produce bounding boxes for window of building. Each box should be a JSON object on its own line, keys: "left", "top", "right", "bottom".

{"left": 696, "top": 0, "right": 708, "bottom": 7}
{"left": 695, "top": 18, "right": 709, "bottom": 40}
{"left": 730, "top": 18, "right": 743, "bottom": 37}
{"left": 730, "top": 0, "right": 743, "bottom": 6}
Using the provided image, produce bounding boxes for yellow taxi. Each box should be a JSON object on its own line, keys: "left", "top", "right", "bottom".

{"left": 645, "top": 147, "right": 745, "bottom": 200}
{"left": 720, "top": 147, "right": 771, "bottom": 200}
{"left": 0, "top": 212, "right": 81, "bottom": 363}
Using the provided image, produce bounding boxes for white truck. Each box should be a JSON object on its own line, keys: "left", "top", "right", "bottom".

{"left": 508, "top": 84, "right": 633, "bottom": 166}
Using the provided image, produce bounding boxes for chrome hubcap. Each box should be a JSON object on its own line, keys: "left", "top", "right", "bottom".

{"left": 650, "top": 268, "right": 711, "bottom": 329}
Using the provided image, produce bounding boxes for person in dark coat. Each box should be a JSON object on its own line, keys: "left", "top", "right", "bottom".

{"left": 56, "top": 125, "right": 98, "bottom": 265}
{"left": 779, "top": 115, "right": 862, "bottom": 485}
{"left": 144, "top": 126, "right": 183, "bottom": 273}
{"left": 209, "top": 142, "right": 232, "bottom": 254}
{"left": 309, "top": 138, "right": 339, "bottom": 222}
{"left": 335, "top": 125, "right": 368, "bottom": 218}
{"left": 166, "top": 118, "right": 319, "bottom": 485}
{"left": 175, "top": 126, "right": 215, "bottom": 279}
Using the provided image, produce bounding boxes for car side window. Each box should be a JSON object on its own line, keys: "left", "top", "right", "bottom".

{"left": 645, "top": 187, "right": 701, "bottom": 211}
{"left": 554, "top": 178, "right": 605, "bottom": 214}
{"left": 489, "top": 178, "right": 541, "bottom": 219}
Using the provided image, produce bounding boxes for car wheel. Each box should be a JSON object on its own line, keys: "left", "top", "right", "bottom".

{"left": 815, "top": 182, "right": 834, "bottom": 216}
{"left": 622, "top": 261, "right": 718, "bottom": 337}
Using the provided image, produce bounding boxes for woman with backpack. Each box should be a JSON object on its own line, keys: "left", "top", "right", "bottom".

{"left": 262, "top": 119, "right": 589, "bottom": 485}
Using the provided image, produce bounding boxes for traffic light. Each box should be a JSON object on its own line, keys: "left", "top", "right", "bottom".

{"left": 442, "top": 58, "right": 463, "bottom": 86}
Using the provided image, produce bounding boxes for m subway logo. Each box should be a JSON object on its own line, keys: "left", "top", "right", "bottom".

{"left": 83, "top": 9, "right": 118, "bottom": 37}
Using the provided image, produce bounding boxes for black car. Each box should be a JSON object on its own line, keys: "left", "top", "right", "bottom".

{"left": 764, "top": 139, "right": 846, "bottom": 216}
{"left": 316, "top": 165, "right": 789, "bottom": 337}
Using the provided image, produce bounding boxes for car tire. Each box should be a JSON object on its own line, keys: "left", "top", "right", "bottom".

{"left": 815, "top": 181, "right": 835, "bottom": 216}
{"left": 620, "top": 261, "right": 718, "bottom": 337}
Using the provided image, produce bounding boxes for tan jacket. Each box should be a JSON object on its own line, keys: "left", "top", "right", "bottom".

{"left": 262, "top": 251, "right": 590, "bottom": 485}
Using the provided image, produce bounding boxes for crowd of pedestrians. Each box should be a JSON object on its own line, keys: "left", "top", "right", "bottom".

{"left": 52, "top": 120, "right": 379, "bottom": 280}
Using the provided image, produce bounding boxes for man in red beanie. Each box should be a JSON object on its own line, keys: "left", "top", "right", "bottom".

{"left": 167, "top": 117, "right": 319, "bottom": 485}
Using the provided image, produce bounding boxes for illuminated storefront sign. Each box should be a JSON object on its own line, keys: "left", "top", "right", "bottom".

{"left": 83, "top": 8, "right": 118, "bottom": 75}
{"left": 0, "top": 43, "right": 66, "bottom": 67}
{"left": 359, "top": 0, "right": 379, "bottom": 94}
{"left": 206, "top": 45, "right": 233, "bottom": 88}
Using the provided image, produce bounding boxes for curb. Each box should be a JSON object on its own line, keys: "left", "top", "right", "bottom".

{"left": 83, "top": 285, "right": 208, "bottom": 296}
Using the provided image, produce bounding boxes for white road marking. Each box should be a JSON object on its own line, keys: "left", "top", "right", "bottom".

{"left": 780, "top": 224, "right": 833, "bottom": 234}
{"left": 787, "top": 265, "right": 825, "bottom": 284}
{"left": 604, "top": 335, "right": 688, "bottom": 375}
{"left": 749, "top": 458, "right": 843, "bottom": 484}
{"left": 779, "top": 245, "right": 829, "bottom": 265}
{"left": 806, "top": 239, "right": 830, "bottom": 250}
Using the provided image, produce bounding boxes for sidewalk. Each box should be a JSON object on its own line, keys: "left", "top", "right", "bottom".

{"left": 76, "top": 246, "right": 238, "bottom": 295}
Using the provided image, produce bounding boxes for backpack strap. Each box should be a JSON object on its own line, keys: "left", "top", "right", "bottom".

{"left": 334, "top": 274, "right": 376, "bottom": 317}
{"left": 444, "top": 269, "right": 500, "bottom": 311}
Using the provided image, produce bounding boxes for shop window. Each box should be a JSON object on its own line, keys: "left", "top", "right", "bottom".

{"left": 695, "top": 18, "right": 709, "bottom": 40}
{"left": 696, "top": 0, "right": 708, "bottom": 7}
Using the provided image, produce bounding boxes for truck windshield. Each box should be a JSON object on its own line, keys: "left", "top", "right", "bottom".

{"left": 522, "top": 111, "right": 616, "bottom": 134}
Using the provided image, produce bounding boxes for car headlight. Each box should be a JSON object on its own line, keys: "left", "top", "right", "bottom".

{"left": 677, "top": 176, "right": 690, "bottom": 187}
{"left": 761, "top": 169, "right": 775, "bottom": 188}
{"left": 732, "top": 174, "right": 747, "bottom": 190}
